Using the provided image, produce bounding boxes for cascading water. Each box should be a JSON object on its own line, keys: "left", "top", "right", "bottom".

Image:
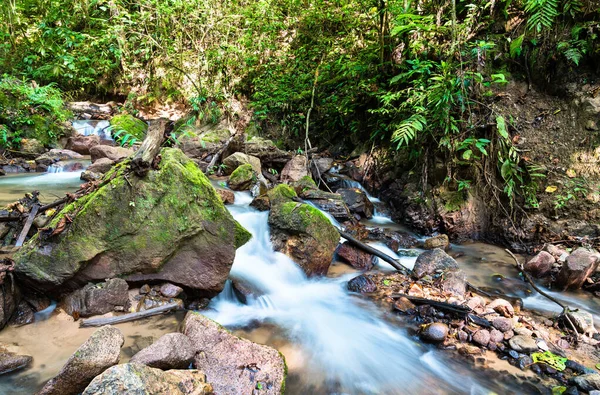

{"left": 71, "top": 120, "right": 113, "bottom": 141}
{"left": 206, "top": 191, "right": 505, "bottom": 394}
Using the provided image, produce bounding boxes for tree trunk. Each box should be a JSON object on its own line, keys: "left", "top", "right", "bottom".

{"left": 130, "top": 118, "right": 169, "bottom": 176}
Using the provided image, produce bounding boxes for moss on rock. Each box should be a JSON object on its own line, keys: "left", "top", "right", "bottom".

{"left": 14, "top": 148, "right": 250, "bottom": 295}
{"left": 292, "top": 175, "right": 318, "bottom": 195}
{"left": 267, "top": 184, "right": 297, "bottom": 206}
{"left": 228, "top": 163, "right": 255, "bottom": 191}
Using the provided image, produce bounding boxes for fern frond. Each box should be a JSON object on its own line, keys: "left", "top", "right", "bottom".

{"left": 391, "top": 114, "right": 426, "bottom": 149}
{"left": 525, "top": 0, "right": 559, "bottom": 32}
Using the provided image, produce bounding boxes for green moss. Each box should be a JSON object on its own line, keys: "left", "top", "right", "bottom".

{"left": 267, "top": 184, "right": 297, "bottom": 206}
{"left": 440, "top": 190, "right": 466, "bottom": 213}
{"left": 228, "top": 163, "right": 255, "bottom": 190}
{"left": 234, "top": 221, "right": 252, "bottom": 248}
{"left": 292, "top": 176, "right": 317, "bottom": 195}
{"left": 271, "top": 202, "right": 338, "bottom": 244}
{"left": 110, "top": 113, "right": 148, "bottom": 141}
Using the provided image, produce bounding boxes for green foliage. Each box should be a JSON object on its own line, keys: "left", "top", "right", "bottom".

{"left": 525, "top": 0, "right": 560, "bottom": 32}
{"left": 531, "top": 351, "right": 567, "bottom": 371}
{"left": 553, "top": 178, "right": 589, "bottom": 210}
{"left": 108, "top": 114, "right": 147, "bottom": 147}
{"left": 0, "top": 77, "right": 71, "bottom": 148}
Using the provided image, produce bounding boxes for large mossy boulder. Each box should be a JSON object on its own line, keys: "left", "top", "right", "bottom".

{"left": 228, "top": 163, "right": 255, "bottom": 191}
{"left": 267, "top": 184, "right": 339, "bottom": 276}
{"left": 14, "top": 148, "right": 251, "bottom": 296}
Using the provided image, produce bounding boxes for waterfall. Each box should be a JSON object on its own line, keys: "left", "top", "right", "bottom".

{"left": 71, "top": 120, "right": 113, "bottom": 141}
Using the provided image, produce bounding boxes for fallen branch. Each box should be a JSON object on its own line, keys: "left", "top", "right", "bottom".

{"left": 338, "top": 229, "right": 411, "bottom": 274}
{"left": 207, "top": 133, "right": 236, "bottom": 174}
{"left": 79, "top": 302, "right": 181, "bottom": 327}
{"left": 15, "top": 204, "right": 39, "bottom": 247}
{"left": 505, "top": 249, "right": 580, "bottom": 338}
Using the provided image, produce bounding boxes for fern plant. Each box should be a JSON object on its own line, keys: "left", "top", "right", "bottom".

{"left": 525, "top": 0, "right": 559, "bottom": 33}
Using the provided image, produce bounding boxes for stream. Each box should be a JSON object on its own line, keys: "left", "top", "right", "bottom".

{"left": 0, "top": 138, "right": 597, "bottom": 393}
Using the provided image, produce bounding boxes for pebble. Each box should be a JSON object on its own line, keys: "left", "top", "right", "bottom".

{"left": 536, "top": 339, "right": 549, "bottom": 351}
{"left": 420, "top": 323, "right": 449, "bottom": 343}
{"left": 513, "top": 327, "right": 533, "bottom": 337}
{"left": 458, "top": 330, "right": 469, "bottom": 343}
{"left": 518, "top": 355, "right": 533, "bottom": 370}
{"left": 393, "top": 297, "right": 416, "bottom": 314}
{"left": 492, "top": 317, "right": 513, "bottom": 332}
{"left": 472, "top": 330, "right": 490, "bottom": 347}
{"left": 504, "top": 330, "right": 515, "bottom": 340}
{"left": 509, "top": 335, "right": 539, "bottom": 353}
{"left": 489, "top": 329, "right": 504, "bottom": 343}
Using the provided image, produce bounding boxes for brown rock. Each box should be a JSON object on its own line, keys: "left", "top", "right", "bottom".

{"left": 35, "top": 149, "right": 84, "bottom": 167}
{"left": 222, "top": 152, "right": 262, "bottom": 175}
{"left": 472, "top": 330, "right": 491, "bottom": 346}
{"left": 280, "top": 155, "right": 308, "bottom": 183}
{"left": 488, "top": 299, "right": 514, "bottom": 317}
{"left": 524, "top": 251, "right": 555, "bottom": 278}
{"left": 420, "top": 323, "right": 449, "bottom": 343}
{"left": 336, "top": 242, "right": 376, "bottom": 271}
{"left": 250, "top": 195, "right": 270, "bottom": 211}
{"left": 66, "top": 134, "right": 100, "bottom": 155}
{"left": 130, "top": 333, "right": 195, "bottom": 369}
{"left": 413, "top": 249, "right": 459, "bottom": 279}
{"left": 337, "top": 188, "right": 374, "bottom": 219}
{"left": 0, "top": 276, "right": 20, "bottom": 330}
{"left": 215, "top": 188, "right": 234, "bottom": 205}
{"left": 182, "top": 312, "right": 286, "bottom": 395}
{"left": 393, "top": 297, "right": 416, "bottom": 314}
{"left": 492, "top": 317, "right": 513, "bottom": 332}
{"left": 489, "top": 329, "right": 504, "bottom": 343}
{"left": 0, "top": 351, "right": 32, "bottom": 375}
{"left": 62, "top": 279, "right": 129, "bottom": 318}
{"left": 89, "top": 145, "right": 133, "bottom": 162}
{"left": 423, "top": 234, "right": 450, "bottom": 250}
{"left": 38, "top": 326, "right": 124, "bottom": 395}
{"left": 347, "top": 274, "right": 377, "bottom": 293}
{"left": 556, "top": 248, "right": 599, "bottom": 290}
{"left": 9, "top": 300, "right": 34, "bottom": 326}
{"left": 159, "top": 283, "right": 183, "bottom": 298}
{"left": 87, "top": 158, "right": 115, "bottom": 174}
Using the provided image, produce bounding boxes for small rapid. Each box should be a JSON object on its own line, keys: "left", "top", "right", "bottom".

{"left": 206, "top": 192, "right": 493, "bottom": 394}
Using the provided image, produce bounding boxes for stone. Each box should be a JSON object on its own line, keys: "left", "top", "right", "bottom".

{"left": 66, "top": 134, "right": 100, "bottom": 155}
{"left": 231, "top": 278, "right": 264, "bottom": 304}
{"left": 556, "top": 248, "right": 599, "bottom": 290}
{"left": 222, "top": 152, "right": 262, "bottom": 175}
{"left": 0, "top": 276, "right": 20, "bottom": 330}
{"left": 80, "top": 170, "right": 102, "bottom": 182}
{"left": 441, "top": 269, "right": 467, "bottom": 297}
{"left": 567, "top": 310, "right": 597, "bottom": 336}
{"left": 215, "top": 188, "right": 234, "bottom": 205}
{"left": 242, "top": 136, "right": 291, "bottom": 166}
{"left": 89, "top": 145, "right": 133, "bottom": 163}
{"left": 0, "top": 351, "right": 32, "bottom": 375}
{"left": 472, "top": 330, "right": 491, "bottom": 346}
{"left": 82, "top": 363, "right": 212, "bottom": 395}
{"left": 280, "top": 155, "right": 308, "bottom": 183}
{"left": 424, "top": 234, "right": 450, "bottom": 250}
{"left": 182, "top": 312, "right": 286, "bottom": 394}
{"left": 337, "top": 188, "right": 374, "bottom": 219}
{"left": 228, "top": 163, "right": 256, "bottom": 191}
{"left": 310, "top": 157, "right": 334, "bottom": 177}
{"left": 413, "top": 248, "right": 459, "bottom": 279}
{"left": 487, "top": 299, "right": 515, "bottom": 317}
{"left": 518, "top": 355, "right": 533, "bottom": 370}
{"left": 268, "top": 185, "right": 339, "bottom": 276}
{"left": 160, "top": 283, "right": 183, "bottom": 298}
{"left": 393, "top": 297, "right": 415, "bottom": 313}
{"left": 39, "top": 325, "right": 124, "bottom": 395}
{"left": 9, "top": 300, "right": 34, "bottom": 326}
{"left": 489, "top": 329, "right": 504, "bottom": 343}
{"left": 420, "top": 322, "right": 449, "bottom": 343}
{"left": 130, "top": 333, "right": 195, "bottom": 369}
{"left": 62, "top": 278, "right": 129, "bottom": 318}
{"left": 513, "top": 327, "right": 533, "bottom": 337}
{"left": 347, "top": 274, "right": 377, "bottom": 293}
{"left": 544, "top": 244, "right": 568, "bottom": 260}
{"left": 250, "top": 195, "right": 270, "bottom": 211}
{"left": 524, "top": 251, "right": 555, "bottom": 278}
{"left": 492, "top": 317, "right": 513, "bottom": 332}
{"left": 336, "top": 242, "right": 376, "bottom": 271}
{"left": 15, "top": 148, "right": 251, "bottom": 296}
{"left": 573, "top": 373, "right": 600, "bottom": 392}
{"left": 20, "top": 138, "right": 45, "bottom": 155}
{"left": 87, "top": 158, "right": 115, "bottom": 174}
{"left": 508, "top": 335, "right": 538, "bottom": 353}
{"left": 35, "top": 149, "right": 83, "bottom": 167}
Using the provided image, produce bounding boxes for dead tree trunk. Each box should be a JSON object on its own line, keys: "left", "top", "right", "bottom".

{"left": 130, "top": 118, "right": 169, "bottom": 176}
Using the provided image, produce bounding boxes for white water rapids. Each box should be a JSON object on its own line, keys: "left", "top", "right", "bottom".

{"left": 205, "top": 191, "right": 499, "bottom": 394}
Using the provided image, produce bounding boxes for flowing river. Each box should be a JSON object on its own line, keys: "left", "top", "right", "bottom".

{"left": 0, "top": 140, "right": 597, "bottom": 393}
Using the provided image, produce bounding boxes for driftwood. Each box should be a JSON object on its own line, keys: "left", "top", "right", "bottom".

{"left": 68, "top": 101, "right": 115, "bottom": 119}
{"left": 130, "top": 118, "right": 168, "bottom": 176}
{"left": 15, "top": 204, "right": 39, "bottom": 247}
{"left": 79, "top": 302, "right": 180, "bottom": 327}
{"left": 505, "top": 249, "right": 580, "bottom": 338}
{"left": 0, "top": 215, "right": 23, "bottom": 223}
{"left": 338, "top": 229, "right": 411, "bottom": 274}
{"left": 391, "top": 293, "right": 492, "bottom": 327}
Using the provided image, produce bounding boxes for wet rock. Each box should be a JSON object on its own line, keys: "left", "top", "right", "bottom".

{"left": 39, "top": 325, "right": 124, "bottom": 395}
{"left": 130, "top": 333, "right": 195, "bottom": 370}
{"left": 566, "top": 360, "right": 596, "bottom": 375}
{"left": 556, "top": 248, "right": 599, "bottom": 290}
{"left": 310, "top": 157, "right": 334, "bottom": 178}
{"left": 160, "top": 283, "right": 183, "bottom": 299}
{"left": 140, "top": 284, "right": 151, "bottom": 295}
{"left": 268, "top": 185, "right": 339, "bottom": 276}
{"left": 14, "top": 149, "right": 251, "bottom": 296}
{"left": 231, "top": 278, "right": 263, "bottom": 304}
{"left": 393, "top": 297, "right": 415, "bottom": 314}
{"left": 9, "top": 300, "right": 34, "bottom": 326}
{"left": 336, "top": 242, "right": 376, "bottom": 271}
{"left": 544, "top": 244, "right": 568, "bottom": 260}
{"left": 441, "top": 269, "right": 467, "bottom": 297}
{"left": 215, "top": 188, "right": 234, "bottom": 205}
{"left": 300, "top": 189, "right": 352, "bottom": 222}
{"left": 347, "top": 274, "right": 377, "bottom": 293}
{"left": 66, "top": 134, "right": 100, "bottom": 155}
{"left": 567, "top": 310, "right": 597, "bottom": 335}
{"left": 509, "top": 335, "right": 538, "bottom": 353}
{"left": 0, "top": 276, "right": 20, "bottom": 330}
{"left": 222, "top": 152, "right": 262, "bottom": 175}
{"left": 423, "top": 234, "right": 450, "bottom": 250}
{"left": 492, "top": 317, "right": 513, "bottom": 332}
{"left": 413, "top": 248, "right": 459, "bottom": 279}
{"left": 35, "top": 149, "right": 83, "bottom": 167}
{"left": 89, "top": 145, "right": 133, "bottom": 163}
{"left": 87, "top": 158, "right": 115, "bottom": 174}
{"left": 337, "top": 188, "right": 374, "bottom": 219}
{"left": 228, "top": 163, "right": 255, "bottom": 191}
{"left": 420, "top": 322, "right": 449, "bottom": 343}
{"left": 487, "top": 299, "right": 515, "bottom": 317}
{"left": 182, "top": 311, "right": 286, "bottom": 395}
{"left": 472, "top": 330, "right": 491, "bottom": 346}
{"left": 62, "top": 279, "right": 129, "bottom": 318}
{"left": 82, "top": 363, "right": 213, "bottom": 394}
{"left": 573, "top": 373, "right": 600, "bottom": 392}
{"left": 23, "top": 293, "right": 51, "bottom": 312}
{"left": 524, "top": 251, "right": 555, "bottom": 278}
{"left": 250, "top": 195, "right": 270, "bottom": 211}
{"left": 281, "top": 155, "right": 308, "bottom": 183}
{"left": 0, "top": 349, "right": 32, "bottom": 375}
{"left": 518, "top": 355, "right": 533, "bottom": 370}
{"left": 80, "top": 170, "right": 102, "bottom": 182}
{"left": 458, "top": 330, "right": 469, "bottom": 342}
{"left": 366, "top": 228, "right": 418, "bottom": 251}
